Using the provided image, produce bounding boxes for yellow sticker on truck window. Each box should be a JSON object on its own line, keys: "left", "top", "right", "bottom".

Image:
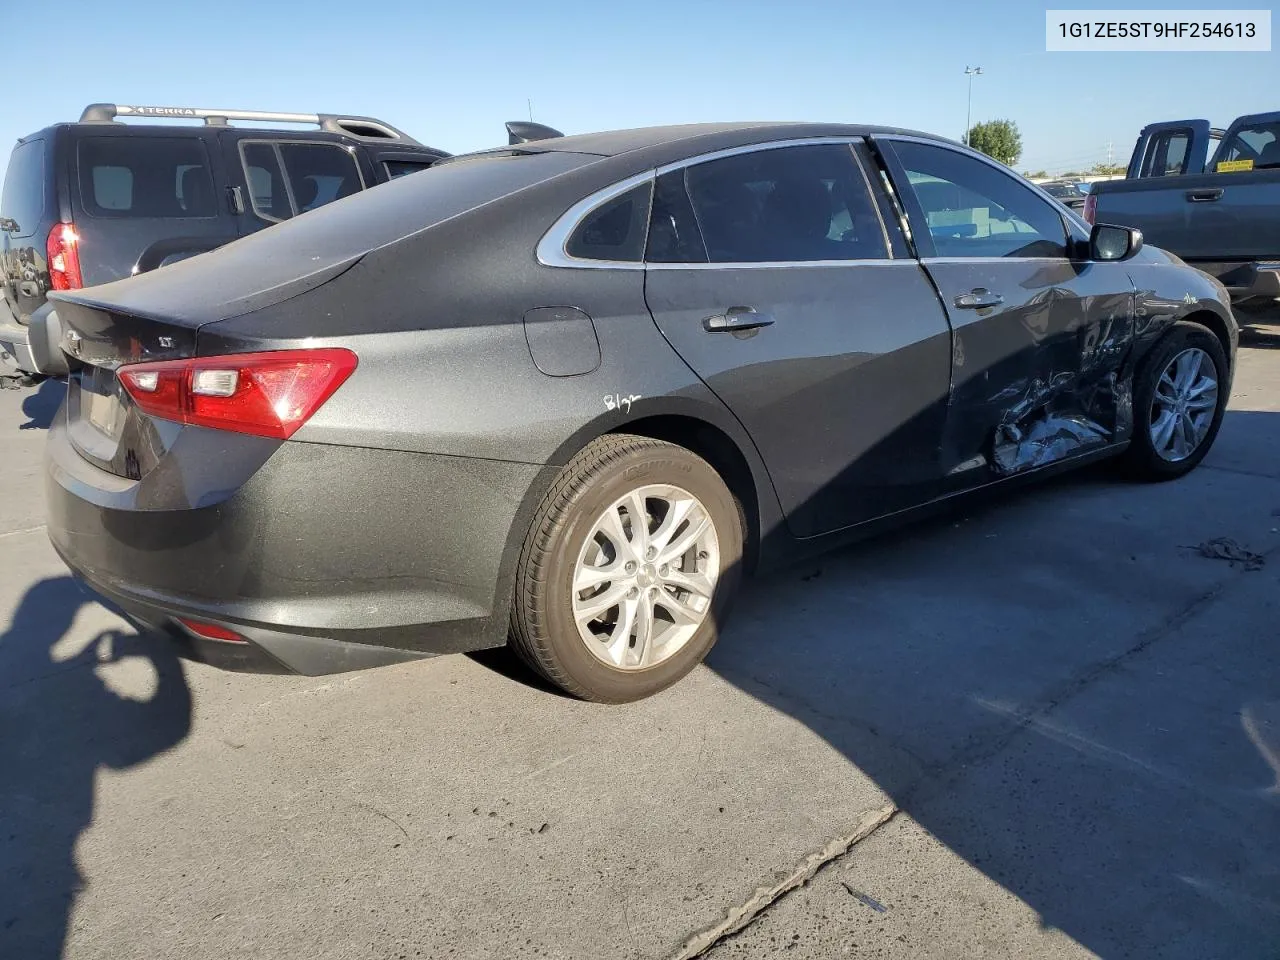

{"left": 1216, "top": 159, "right": 1254, "bottom": 173}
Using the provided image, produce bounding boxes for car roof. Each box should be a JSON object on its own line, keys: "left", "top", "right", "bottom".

{"left": 492, "top": 121, "right": 954, "bottom": 158}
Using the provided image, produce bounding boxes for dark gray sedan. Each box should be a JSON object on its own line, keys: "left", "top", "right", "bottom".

{"left": 45, "top": 122, "right": 1237, "bottom": 701}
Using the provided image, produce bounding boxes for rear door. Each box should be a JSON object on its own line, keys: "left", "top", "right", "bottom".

{"left": 1127, "top": 120, "right": 1212, "bottom": 178}
{"left": 68, "top": 128, "right": 234, "bottom": 281}
{"left": 222, "top": 133, "right": 367, "bottom": 236}
{"left": 878, "top": 137, "right": 1136, "bottom": 477}
{"left": 641, "top": 140, "right": 954, "bottom": 538}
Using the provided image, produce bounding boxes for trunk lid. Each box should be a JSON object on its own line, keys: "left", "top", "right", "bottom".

{"left": 52, "top": 297, "right": 204, "bottom": 480}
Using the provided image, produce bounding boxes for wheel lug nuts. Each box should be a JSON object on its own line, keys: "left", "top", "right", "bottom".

{"left": 628, "top": 586, "right": 639, "bottom": 599}
{"left": 624, "top": 561, "right": 637, "bottom": 573}
{"left": 645, "top": 547, "right": 656, "bottom": 560}
{"left": 659, "top": 564, "right": 669, "bottom": 576}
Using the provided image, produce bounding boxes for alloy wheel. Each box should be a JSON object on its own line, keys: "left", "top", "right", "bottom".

{"left": 1149, "top": 346, "right": 1219, "bottom": 462}
{"left": 571, "top": 484, "right": 720, "bottom": 671}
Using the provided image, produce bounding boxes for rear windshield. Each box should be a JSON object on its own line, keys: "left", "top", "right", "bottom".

{"left": 1, "top": 139, "right": 47, "bottom": 238}
{"left": 77, "top": 137, "right": 217, "bottom": 218}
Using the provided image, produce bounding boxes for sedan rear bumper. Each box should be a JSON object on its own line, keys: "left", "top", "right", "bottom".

{"left": 67, "top": 561, "right": 433, "bottom": 675}
{"left": 46, "top": 412, "right": 555, "bottom": 673}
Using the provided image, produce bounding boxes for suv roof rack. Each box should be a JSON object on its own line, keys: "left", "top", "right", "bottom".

{"left": 77, "top": 103, "right": 421, "bottom": 145}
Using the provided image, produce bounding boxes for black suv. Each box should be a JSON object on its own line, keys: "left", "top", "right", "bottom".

{"left": 0, "top": 103, "right": 454, "bottom": 375}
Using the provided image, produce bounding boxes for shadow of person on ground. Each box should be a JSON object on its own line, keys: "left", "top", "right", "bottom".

{"left": 19, "top": 377, "right": 64, "bottom": 431}
{"left": 0, "top": 576, "right": 192, "bottom": 960}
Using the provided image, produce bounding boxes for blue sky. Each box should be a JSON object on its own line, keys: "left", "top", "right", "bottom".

{"left": 2, "top": 0, "right": 1275, "bottom": 179}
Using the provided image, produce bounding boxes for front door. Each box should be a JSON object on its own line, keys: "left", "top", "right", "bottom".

{"left": 642, "top": 142, "right": 954, "bottom": 538}
{"left": 879, "top": 137, "right": 1137, "bottom": 479}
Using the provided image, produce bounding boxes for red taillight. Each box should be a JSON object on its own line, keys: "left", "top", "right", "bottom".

{"left": 177, "top": 618, "right": 248, "bottom": 643}
{"left": 47, "top": 222, "right": 83, "bottom": 290}
{"left": 1083, "top": 193, "right": 1097, "bottom": 225}
{"left": 117, "top": 348, "right": 358, "bottom": 439}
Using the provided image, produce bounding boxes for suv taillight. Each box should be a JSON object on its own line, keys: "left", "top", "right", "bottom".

{"left": 47, "top": 222, "right": 83, "bottom": 290}
{"left": 117, "top": 348, "right": 358, "bottom": 439}
{"left": 1083, "top": 193, "right": 1097, "bottom": 225}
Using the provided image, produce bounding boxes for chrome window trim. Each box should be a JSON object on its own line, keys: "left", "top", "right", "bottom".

{"left": 536, "top": 170, "right": 655, "bottom": 270}
{"left": 919, "top": 257, "right": 1074, "bottom": 265}
{"left": 647, "top": 259, "right": 916, "bottom": 271}
{"left": 651, "top": 136, "right": 866, "bottom": 176}
{"left": 537, "top": 135, "right": 905, "bottom": 270}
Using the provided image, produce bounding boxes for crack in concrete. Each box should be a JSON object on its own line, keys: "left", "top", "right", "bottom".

{"left": 672, "top": 540, "right": 1279, "bottom": 958}
{"left": 667, "top": 803, "right": 897, "bottom": 960}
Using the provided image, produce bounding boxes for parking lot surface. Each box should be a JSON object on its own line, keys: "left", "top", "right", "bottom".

{"left": 2, "top": 330, "right": 1278, "bottom": 960}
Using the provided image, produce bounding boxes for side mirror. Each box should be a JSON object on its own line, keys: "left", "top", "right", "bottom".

{"left": 1090, "top": 223, "right": 1143, "bottom": 261}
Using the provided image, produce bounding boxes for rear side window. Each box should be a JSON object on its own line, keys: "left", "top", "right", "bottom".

{"left": 1, "top": 139, "right": 46, "bottom": 237}
{"left": 1142, "top": 129, "right": 1192, "bottom": 177}
{"left": 78, "top": 137, "right": 216, "bottom": 218}
{"left": 240, "top": 141, "right": 365, "bottom": 222}
{"left": 682, "top": 144, "right": 888, "bottom": 263}
{"left": 384, "top": 159, "right": 435, "bottom": 179}
{"left": 565, "top": 182, "right": 652, "bottom": 262}
{"left": 646, "top": 170, "right": 708, "bottom": 263}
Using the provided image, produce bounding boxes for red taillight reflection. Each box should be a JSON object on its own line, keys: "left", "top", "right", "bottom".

{"left": 118, "top": 348, "right": 358, "bottom": 439}
{"left": 1083, "top": 193, "right": 1098, "bottom": 225}
{"left": 177, "top": 618, "right": 248, "bottom": 643}
{"left": 47, "top": 222, "right": 83, "bottom": 290}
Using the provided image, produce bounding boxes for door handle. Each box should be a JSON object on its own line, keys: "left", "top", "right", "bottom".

{"left": 226, "top": 185, "right": 245, "bottom": 215}
{"left": 1186, "top": 189, "right": 1223, "bottom": 202}
{"left": 953, "top": 288, "right": 1004, "bottom": 309}
{"left": 703, "top": 306, "right": 775, "bottom": 333}
{"left": 19, "top": 281, "right": 39, "bottom": 298}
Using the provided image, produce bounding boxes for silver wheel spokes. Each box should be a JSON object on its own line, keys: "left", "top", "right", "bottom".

{"left": 572, "top": 484, "right": 720, "bottom": 671}
{"left": 1150, "top": 347, "right": 1218, "bottom": 463}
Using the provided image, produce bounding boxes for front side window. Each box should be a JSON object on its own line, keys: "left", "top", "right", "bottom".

{"left": 78, "top": 137, "right": 215, "bottom": 219}
{"left": 681, "top": 144, "right": 888, "bottom": 263}
{"left": 1218, "top": 121, "right": 1280, "bottom": 169}
{"left": 893, "top": 141, "right": 1068, "bottom": 259}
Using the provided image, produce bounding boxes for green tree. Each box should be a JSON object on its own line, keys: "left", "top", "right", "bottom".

{"left": 1024, "top": 169, "right": 1049, "bottom": 179}
{"left": 967, "top": 119, "right": 1023, "bottom": 167}
{"left": 1089, "top": 161, "right": 1126, "bottom": 176}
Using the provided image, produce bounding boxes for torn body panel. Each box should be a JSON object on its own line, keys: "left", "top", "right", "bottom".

{"left": 922, "top": 257, "right": 1139, "bottom": 479}
{"left": 988, "top": 312, "right": 1135, "bottom": 475}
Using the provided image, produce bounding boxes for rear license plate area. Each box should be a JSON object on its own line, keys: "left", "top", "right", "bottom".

{"left": 77, "top": 366, "right": 126, "bottom": 441}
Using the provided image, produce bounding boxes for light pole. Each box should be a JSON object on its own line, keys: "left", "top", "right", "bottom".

{"left": 964, "top": 66, "right": 983, "bottom": 145}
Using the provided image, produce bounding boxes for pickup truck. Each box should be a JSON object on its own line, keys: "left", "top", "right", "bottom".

{"left": 1088, "top": 111, "right": 1280, "bottom": 323}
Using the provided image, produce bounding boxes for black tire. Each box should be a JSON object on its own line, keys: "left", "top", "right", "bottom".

{"left": 510, "top": 434, "right": 744, "bottom": 703}
{"left": 1123, "top": 320, "right": 1228, "bottom": 481}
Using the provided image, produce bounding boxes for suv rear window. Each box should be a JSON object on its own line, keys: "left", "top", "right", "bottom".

{"left": 77, "top": 137, "right": 216, "bottom": 218}
{"left": 1, "top": 139, "right": 47, "bottom": 238}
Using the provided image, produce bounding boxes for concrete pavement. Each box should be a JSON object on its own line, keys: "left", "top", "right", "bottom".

{"left": 1, "top": 331, "right": 1278, "bottom": 959}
